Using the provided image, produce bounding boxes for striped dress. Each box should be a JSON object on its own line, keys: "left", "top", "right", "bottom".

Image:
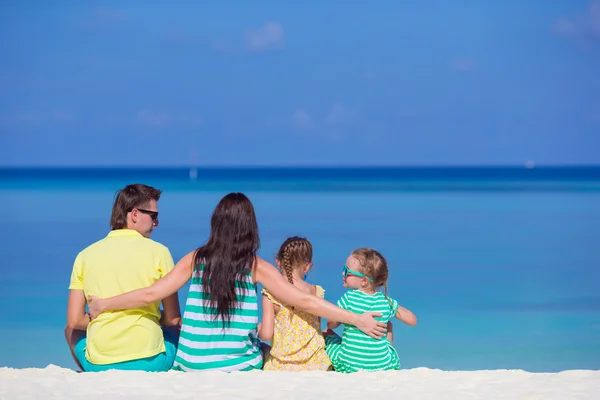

{"left": 172, "top": 264, "right": 263, "bottom": 372}
{"left": 325, "top": 290, "right": 400, "bottom": 373}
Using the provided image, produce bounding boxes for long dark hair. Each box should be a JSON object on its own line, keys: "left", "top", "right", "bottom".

{"left": 193, "top": 192, "right": 260, "bottom": 327}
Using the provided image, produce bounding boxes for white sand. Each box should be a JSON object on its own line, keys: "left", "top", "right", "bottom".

{"left": 1, "top": 365, "right": 598, "bottom": 399}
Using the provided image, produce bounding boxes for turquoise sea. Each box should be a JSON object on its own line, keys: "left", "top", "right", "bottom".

{"left": 1, "top": 167, "right": 599, "bottom": 372}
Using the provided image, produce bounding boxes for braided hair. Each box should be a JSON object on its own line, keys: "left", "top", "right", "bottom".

{"left": 276, "top": 236, "right": 313, "bottom": 285}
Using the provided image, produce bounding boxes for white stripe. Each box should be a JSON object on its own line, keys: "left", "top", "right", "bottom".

{"left": 183, "top": 311, "right": 258, "bottom": 324}
{"left": 182, "top": 325, "right": 256, "bottom": 337}
{"left": 179, "top": 337, "right": 253, "bottom": 350}
{"left": 174, "top": 353, "right": 262, "bottom": 373}
{"left": 185, "top": 297, "right": 258, "bottom": 310}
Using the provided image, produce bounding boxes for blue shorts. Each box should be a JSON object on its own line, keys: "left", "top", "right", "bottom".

{"left": 74, "top": 329, "right": 178, "bottom": 372}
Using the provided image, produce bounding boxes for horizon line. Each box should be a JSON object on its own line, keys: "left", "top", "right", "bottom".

{"left": 1, "top": 163, "right": 600, "bottom": 169}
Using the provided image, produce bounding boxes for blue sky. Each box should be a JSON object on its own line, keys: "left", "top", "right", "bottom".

{"left": 0, "top": 1, "right": 599, "bottom": 166}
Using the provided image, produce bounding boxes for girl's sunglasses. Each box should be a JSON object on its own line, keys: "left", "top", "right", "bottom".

{"left": 342, "top": 263, "right": 373, "bottom": 283}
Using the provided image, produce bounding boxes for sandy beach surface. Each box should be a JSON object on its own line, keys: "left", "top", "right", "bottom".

{"left": 1, "top": 365, "right": 598, "bottom": 399}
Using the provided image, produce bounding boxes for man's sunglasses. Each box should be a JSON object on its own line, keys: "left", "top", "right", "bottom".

{"left": 342, "top": 263, "right": 373, "bottom": 283}
{"left": 136, "top": 208, "right": 159, "bottom": 221}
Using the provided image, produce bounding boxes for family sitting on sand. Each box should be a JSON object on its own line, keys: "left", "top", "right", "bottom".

{"left": 65, "top": 184, "right": 417, "bottom": 373}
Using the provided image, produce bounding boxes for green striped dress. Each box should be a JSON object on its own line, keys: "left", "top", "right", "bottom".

{"left": 325, "top": 290, "right": 400, "bottom": 373}
{"left": 172, "top": 264, "right": 263, "bottom": 372}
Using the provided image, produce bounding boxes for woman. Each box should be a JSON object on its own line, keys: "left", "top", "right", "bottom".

{"left": 89, "top": 192, "right": 387, "bottom": 372}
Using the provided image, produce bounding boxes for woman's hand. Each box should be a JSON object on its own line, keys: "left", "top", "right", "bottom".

{"left": 255, "top": 257, "right": 387, "bottom": 339}
{"left": 355, "top": 312, "right": 387, "bottom": 339}
{"left": 87, "top": 296, "right": 104, "bottom": 320}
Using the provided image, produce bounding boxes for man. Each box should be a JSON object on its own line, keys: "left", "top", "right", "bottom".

{"left": 65, "top": 184, "right": 181, "bottom": 372}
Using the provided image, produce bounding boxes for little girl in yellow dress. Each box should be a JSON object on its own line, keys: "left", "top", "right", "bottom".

{"left": 258, "top": 236, "right": 331, "bottom": 371}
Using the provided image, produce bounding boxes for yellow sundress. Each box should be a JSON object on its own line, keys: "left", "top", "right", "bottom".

{"left": 262, "top": 285, "right": 331, "bottom": 371}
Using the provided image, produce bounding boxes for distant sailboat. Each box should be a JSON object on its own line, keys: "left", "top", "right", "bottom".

{"left": 524, "top": 160, "right": 536, "bottom": 169}
{"left": 189, "top": 149, "right": 198, "bottom": 180}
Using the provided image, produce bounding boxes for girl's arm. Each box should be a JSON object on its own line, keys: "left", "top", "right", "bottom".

{"left": 258, "top": 294, "right": 275, "bottom": 341}
{"left": 88, "top": 251, "right": 195, "bottom": 318}
{"left": 396, "top": 305, "right": 417, "bottom": 326}
{"left": 254, "top": 257, "right": 387, "bottom": 339}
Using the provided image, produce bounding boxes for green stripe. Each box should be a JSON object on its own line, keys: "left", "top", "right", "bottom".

{"left": 344, "top": 346, "right": 390, "bottom": 357}
{"left": 345, "top": 342, "right": 388, "bottom": 351}
{"left": 174, "top": 353, "right": 261, "bottom": 370}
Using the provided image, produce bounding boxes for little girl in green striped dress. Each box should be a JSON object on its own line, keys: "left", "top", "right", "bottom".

{"left": 324, "top": 248, "right": 417, "bottom": 373}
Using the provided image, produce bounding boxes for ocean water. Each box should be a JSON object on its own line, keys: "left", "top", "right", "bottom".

{"left": 1, "top": 167, "right": 599, "bottom": 372}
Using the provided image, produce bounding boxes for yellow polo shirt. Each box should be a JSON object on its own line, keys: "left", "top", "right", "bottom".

{"left": 69, "top": 229, "right": 175, "bottom": 365}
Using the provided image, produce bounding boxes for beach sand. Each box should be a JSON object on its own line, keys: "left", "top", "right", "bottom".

{"left": 1, "top": 365, "right": 598, "bottom": 399}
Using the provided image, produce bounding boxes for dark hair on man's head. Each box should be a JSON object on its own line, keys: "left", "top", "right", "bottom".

{"left": 193, "top": 192, "right": 260, "bottom": 327}
{"left": 110, "top": 184, "right": 162, "bottom": 230}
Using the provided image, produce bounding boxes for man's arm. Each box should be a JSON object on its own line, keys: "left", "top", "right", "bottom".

{"left": 67, "top": 290, "right": 90, "bottom": 330}
{"left": 160, "top": 292, "right": 181, "bottom": 327}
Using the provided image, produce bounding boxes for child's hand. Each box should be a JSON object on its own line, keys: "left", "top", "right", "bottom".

{"left": 327, "top": 320, "right": 341, "bottom": 330}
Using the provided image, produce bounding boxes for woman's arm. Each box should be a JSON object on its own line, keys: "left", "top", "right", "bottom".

{"left": 88, "top": 251, "right": 195, "bottom": 318}
{"left": 254, "top": 257, "right": 387, "bottom": 339}
{"left": 396, "top": 305, "right": 417, "bottom": 326}
{"left": 258, "top": 294, "right": 275, "bottom": 341}
{"left": 67, "top": 290, "right": 90, "bottom": 330}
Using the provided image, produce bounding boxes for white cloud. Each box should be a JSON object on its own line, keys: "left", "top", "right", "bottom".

{"left": 136, "top": 110, "right": 202, "bottom": 127}
{"left": 554, "top": 2, "right": 600, "bottom": 42}
{"left": 245, "top": 22, "right": 285, "bottom": 52}
{"left": 449, "top": 58, "right": 478, "bottom": 72}
{"left": 80, "top": 7, "right": 127, "bottom": 30}
{"left": 292, "top": 109, "right": 311, "bottom": 130}
{"left": 325, "top": 104, "right": 350, "bottom": 125}
{"left": 398, "top": 109, "right": 418, "bottom": 119}
{"left": 51, "top": 110, "right": 75, "bottom": 122}
{"left": 0, "top": 110, "right": 75, "bottom": 125}
{"left": 94, "top": 7, "right": 126, "bottom": 22}
{"left": 165, "top": 32, "right": 201, "bottom": 45}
